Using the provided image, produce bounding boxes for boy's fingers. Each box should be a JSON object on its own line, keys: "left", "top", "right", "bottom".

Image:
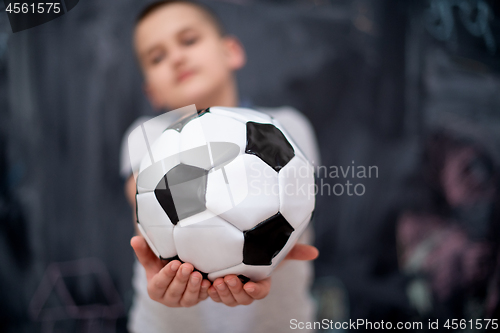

{"left": 131, "top": 236, "right": 164, "bottom": 280}
{"left": 224, "top": 275, "right": 253, "bottom": 305}
{"left": 199, "top": 280, "right": 211, "bottom": 301}
{"left": 179, "top": 272, "right": 203, "bottom": 307}
{"left": 147, "top": 260, "right": 181, "bottom": 300}
{"left": 213, "top": 278, "right": 238, "bottom": 306}
{"left": 284, "top": 244, "right": 319, "bottom": 261}
{"left": 208, "top": 286, "right": 222, "bottom": 303}
{"left": 164, "top": 263, "right": 193, "bottom": 302}
{"left": 243, "top": 277, "right": 271, "bottom": 300}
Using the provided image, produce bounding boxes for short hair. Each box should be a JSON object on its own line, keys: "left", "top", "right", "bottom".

{"left": 136, "top": 0, "right": 226, "bottom": 36}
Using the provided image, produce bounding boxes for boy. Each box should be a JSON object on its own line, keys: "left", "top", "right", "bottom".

{"left": 121, "top": 1, "right": 320, "bottom": 332}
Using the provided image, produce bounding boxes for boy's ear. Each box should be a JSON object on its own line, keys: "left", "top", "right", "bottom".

{"left": 223, "top": 36, "right": 246, "bottom": 70}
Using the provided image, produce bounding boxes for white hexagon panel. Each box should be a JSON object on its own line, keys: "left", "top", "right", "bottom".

{"left": 278, "top": 156, "right": 315, "bottom": 228}
{"left": 174, "top": 212, "right": 244, "bottom": 273}
{"left": 205, "top": 154, "right": 280, "bottom": 232}
{"left": 198, "top": 112, "right": 247, "bottom": 158}
{"left": 136, "top": 192, "right": 177, "bottom": 259}
{"left": 136, "top": 129, "right": 181, "bottom": 194}
{"left": 177, "top": 112, "right": 248, "bottom": 171}
{"left": 178, "top": 117, "right": 212, "bottom": 170}
{"left": 150, "top": 129, "right": 181, "bottom": 165}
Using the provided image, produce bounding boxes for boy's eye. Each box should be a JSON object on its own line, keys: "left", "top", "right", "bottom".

{"left": 150, "top": 51, "right": 166, "bottom": 65}
{"left": 182, "top": 35, "right": 199, "bottom": 46}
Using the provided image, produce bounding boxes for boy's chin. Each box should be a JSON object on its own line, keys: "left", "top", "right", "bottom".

{"left": 160, "top": 82, "right": 220, "bottom": 110}
{"left": 177, "top": 92, "right": 216, "bottom": 109}
{"left": 161, "top": 96, "right": 206, "bottom": 111}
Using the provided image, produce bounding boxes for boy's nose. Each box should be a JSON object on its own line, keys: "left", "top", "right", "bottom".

{"left": 169, "top": 48, "right": 187, "bottom": 67}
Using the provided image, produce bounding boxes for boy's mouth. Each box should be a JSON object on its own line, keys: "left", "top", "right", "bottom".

{"left": 176, "top": 70, "right": 196, "bottom": 83}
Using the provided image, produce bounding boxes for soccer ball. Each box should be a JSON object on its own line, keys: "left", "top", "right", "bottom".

{"left": 135, "top": 107, "right": 315, "bottom": 282}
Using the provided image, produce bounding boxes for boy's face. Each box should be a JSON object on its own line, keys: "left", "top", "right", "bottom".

{"left": 134, "top": 3, "right": 245, "bottom": 110}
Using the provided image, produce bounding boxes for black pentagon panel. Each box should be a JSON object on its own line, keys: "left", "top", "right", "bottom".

{"left": 167, "top": 164, "right": 207, "bottom": 220}
{"left": 154, "top": 164, "right": 208, "bottom": 224}
{"left": 167, "top": 108, "right": 210, "bottom": 132}
{"left": 155, "top": 176, "right": 178, "bottom": 224}
{"left": 243, "top": 213, "right": 295, "bottom": 266}
{"left": 245, "top": 122, "right": 295, "bottom": 171}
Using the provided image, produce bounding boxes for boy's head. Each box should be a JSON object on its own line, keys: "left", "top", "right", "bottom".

{"left": 134, "top": 0, "right": 246, "bottom": 111}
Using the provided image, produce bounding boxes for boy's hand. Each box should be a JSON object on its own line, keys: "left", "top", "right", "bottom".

{"left": 208, "top": 275, "right": 270, "bottom": 306}
{"left": 131, "top": 236, "right": 211, "bottom": 308}
{"left": 208, "top": 243, "right": 319, "bottom": 306}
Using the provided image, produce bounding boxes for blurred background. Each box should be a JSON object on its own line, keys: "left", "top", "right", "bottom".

{"left": 1, "top": 0, "right": 499, "bottom": 331}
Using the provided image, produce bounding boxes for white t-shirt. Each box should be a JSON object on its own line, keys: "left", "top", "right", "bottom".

{"left": 120, "top": 106, "right": 320, "bottom": 333}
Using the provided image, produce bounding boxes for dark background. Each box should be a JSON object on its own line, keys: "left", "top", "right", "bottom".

{"left": 1, "top": 0, "right": 499, "bottom": 331}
